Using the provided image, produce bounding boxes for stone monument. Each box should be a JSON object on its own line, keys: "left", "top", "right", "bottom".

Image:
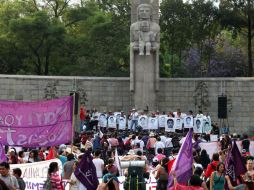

{"left": 130, "top": 0, "right": 160, "bottom": 111}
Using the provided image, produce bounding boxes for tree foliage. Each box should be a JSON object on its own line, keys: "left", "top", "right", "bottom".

{"left": 0, "top": 0, "right": 252, "bottom": 77}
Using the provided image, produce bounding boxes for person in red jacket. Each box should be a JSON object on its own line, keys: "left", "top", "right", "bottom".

{"left": 204, "top": 153, "right": 220, "bottom": 179}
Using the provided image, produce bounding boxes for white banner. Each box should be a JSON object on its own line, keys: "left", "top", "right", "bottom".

{"left": 114, "top": 112, "right": 121, "bottom": 124}
{"left": 199, "top": 141, "right": 254, "bottom": 159}
{"left": 193, "top": 118, "right": 203, "bottom": 133}
{"left": 108, "top": 115, "right": 116, "bottom": 128}
{"left": 138, "top": 115, "right": 148, "bottom": 129}
{"left": 202, "top": 119, "right": 212, "bottom": 134}
{"left": 174, "top": 118, "right": 183, "bottom": 130}
{"left": 98, "top": 113, "right": 107, "bottom": 128}
{"left": 184, "top": 116, "right": 193, "bottom": 128}
{"left": 165, "top": 117, "right": 175, "bottom": 132}
{"left": 158, "top": 115, "right": 167, "bottom": 128}
{"left": 148, "top": 117, "right": 158, "bottom": 130}
{"left": 10, "top": 159, "right": 68, "bottom": 190}
{"left": 118, "top": 116, "right": 126, "bottom": 130}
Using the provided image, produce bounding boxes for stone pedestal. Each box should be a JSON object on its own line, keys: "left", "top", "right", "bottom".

{"left": 131, "top": 52, "right": 158, "bottom": 111}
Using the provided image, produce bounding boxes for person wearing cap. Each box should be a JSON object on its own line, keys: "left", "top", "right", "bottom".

{"left": 8, "top": 149, "right": 18, "bottom": 164}
{"left": 129, "top": 108, "right": 139, "bottom": 132}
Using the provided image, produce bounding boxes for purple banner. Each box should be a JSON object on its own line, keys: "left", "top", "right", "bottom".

{"left": 0, "top": 96, "right": 73, "bottom": 147}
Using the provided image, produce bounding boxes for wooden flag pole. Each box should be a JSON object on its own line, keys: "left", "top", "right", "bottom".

{"left": 71, "top": 93, "right": 75, "bottom": 148}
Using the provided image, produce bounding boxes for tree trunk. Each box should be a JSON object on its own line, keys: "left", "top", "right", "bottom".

{"left": 247, "top": 0, "right": 253, "bottom": 77}
{"left": 44, "top": 47, "right": 51, "bottom": 75}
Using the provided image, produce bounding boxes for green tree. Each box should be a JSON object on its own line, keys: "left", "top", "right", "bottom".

{"left": 219, "top": 0, "right": 254, "bottom": 76}
{"left": 10, "top": 11, "right": 65, "bottom": 75}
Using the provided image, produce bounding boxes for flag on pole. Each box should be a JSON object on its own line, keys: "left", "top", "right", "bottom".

{"left": 74, "top": 151, "right": 99, "bottom": 190}
{"left": 99, "top": 130, "right": 104, "bottom": 138}
{"left": 0, "top": 143, "right": 6, "bottom": 162}
{"left": 115, "top": 149, "right": 122, "bottom": 175}
{"left": 168, "top": 129, "right": 193, "bottom": 189}
{"left": 225, "top": 141, "right": 247, "bottom": 190}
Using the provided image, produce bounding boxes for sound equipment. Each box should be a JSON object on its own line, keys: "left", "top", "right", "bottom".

{"left": 218, "top": 96, "right": 227, "bottom": 119}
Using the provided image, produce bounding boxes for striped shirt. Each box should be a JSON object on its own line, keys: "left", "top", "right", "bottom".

{"left": 50, "top": 172, "right": 64, "bottom": 190}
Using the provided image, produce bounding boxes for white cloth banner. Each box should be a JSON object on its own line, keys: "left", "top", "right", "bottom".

{"left": 114, "top": 112, "right": 121, "bottom": 124}
{"left": 158, "top": 115, "right": 167, "bottom": 128}
{"left": 199, "top": 141, "right": 254, "bottom": 159}
{"left": 10, "top": 159, "right": 68, "bottom": 190}
{"left": 118, "top": 116, "right": 126, "bottom": 130}
{"left": 174, "top": 118, "right": 183, "bottom": 130}
{"left": 199, "top": 142, "right": 220, "bottom": 159}
{"left": 138, "top": 115, "right": 148, "bottom": 129}
{"left": 98, "top": 113, "right": 107, "bottom": 128}
{"left": 108, "top": 116, "right": 116, "bottom": 128}
{"left": 184, "top": 116, "right": 193, "bottom": 128}
{"left": 148, "top": 117, "right": 158, "bottom": 130}
{"left": 165, "top": 117, "right": 175, "bottom": 132}
{"left": 202, "top": 119, "right": 212, "bottom": 134}
{"left": 193, "top": 118, "right": 203, "bottom": 133}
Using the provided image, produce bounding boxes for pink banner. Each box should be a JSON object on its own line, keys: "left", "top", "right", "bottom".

{"left": 0, "top": 96, "right": 73, "bottom": 147}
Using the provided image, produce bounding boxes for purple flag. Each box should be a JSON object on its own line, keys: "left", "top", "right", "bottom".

{"left": 74, "top": 151, "right": 99, "bottom": 190}
{"left": 168, "top": 129, "right": 193, "bottom": 190}
{"left": 225, "top": 141, "right": 247, "bottom": 190}
{"left": 0, "top": 143, "right": 6, "bottom": 162}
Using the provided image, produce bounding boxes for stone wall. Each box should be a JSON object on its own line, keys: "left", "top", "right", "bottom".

{"left": 0, "top": 75, "right": 253, "bottom": 135}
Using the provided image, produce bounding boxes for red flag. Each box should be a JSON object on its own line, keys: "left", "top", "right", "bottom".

{"left": 175, "top": 184, "right": 203, "bottom": 190}
{"left": 167, "top": 158, "right": 176, "bottom": 173}
{"left": 46, "top": 147, "right": 57, "bottom": 160}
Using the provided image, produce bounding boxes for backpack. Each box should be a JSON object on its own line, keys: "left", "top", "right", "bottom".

{"left": 42, "top": 177, "right": 52, "bottom": 190}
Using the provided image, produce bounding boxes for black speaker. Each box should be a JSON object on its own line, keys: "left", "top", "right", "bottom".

{"left": 70, "top": 92, "right": 79, "bottom": 115}
{"left": 218, "top": 96, "right": 227, "bottom": 119}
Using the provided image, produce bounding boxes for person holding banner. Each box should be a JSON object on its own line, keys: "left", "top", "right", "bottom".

{"left": 130, "top": 108, "right": 139, "bottom": 132}
{"left": 0, "top": 162, "right": 19, "bottom": 190}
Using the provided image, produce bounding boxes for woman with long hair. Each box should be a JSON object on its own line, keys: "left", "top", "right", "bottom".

{"left": 155, "top": 157, "right": 169, "bottom": 190}
{"left": 210, "top": 162, "right": 225, "bottom": 190}
{"left": 47, "top": 162, "right": 64, "bottom": 190}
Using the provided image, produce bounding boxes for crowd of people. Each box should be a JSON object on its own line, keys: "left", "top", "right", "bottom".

{"left": 0, "top": 108, "right": 253, "bottom": 190}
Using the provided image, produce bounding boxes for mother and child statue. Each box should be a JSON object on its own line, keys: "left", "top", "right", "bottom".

{"left": 130, "top": 3, "right": 160, "bottom": 56}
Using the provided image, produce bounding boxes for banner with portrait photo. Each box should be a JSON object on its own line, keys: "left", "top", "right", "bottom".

{"left": 174, "top": 118, "right": 183, "bottom": 130}
{"left": 184, "top": 116, "right": 193, "bottom": 128}
{"left": 128, "top": 119, "right": 131, "bottom": 130}
{"left": 114, "top": 112, "right": 121, "bottom": 124}
{"left": 138, "top": 115, "right": 148, "bottom": 130}
{"left": 193, "top": 118, "right": 203, "bottom": 133}
{"left": 118, "top": 116, "right": 126, "bottom": 130}
{"left": 107, "top": 115, "right": 116, "bottom": 128}
{"left": 98, "top": 113, "right": 107, "bottom": 128}
{"left": 148, "top": 117, "right": 158, "bottom": 130}
{"left": 165, "top": 117, "right": 175, "bottom": 132}
{"left": 158, "top": 115, "right": 167, "bottom": 128}
{"left": 202, "top": 119, "right": 212, "bottom": 134}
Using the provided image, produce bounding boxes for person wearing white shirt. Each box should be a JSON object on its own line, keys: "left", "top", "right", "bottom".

{"left": 130, "top": 108, "right": 139, "bottom": 132}
{"left": 92, "top": 150, "right": 104, "bottom": 178}
{"left": 160, "top": 134, "right": 167, "bottom": 144}
{"left": 164, "top": 134, "right": 173, "bottom": 157}
{"left": 154, "top": 137, "right": 165, "bottom": 155}
{"left": 131, "top": 136, "right": 145, "bottom": 151}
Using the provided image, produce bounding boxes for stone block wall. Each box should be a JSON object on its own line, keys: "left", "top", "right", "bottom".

{"left": 158, "top": 78, "right": 254, "bottom": 135}
{"left": 0, "top": 75, "right": 253, "bottom": 135}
